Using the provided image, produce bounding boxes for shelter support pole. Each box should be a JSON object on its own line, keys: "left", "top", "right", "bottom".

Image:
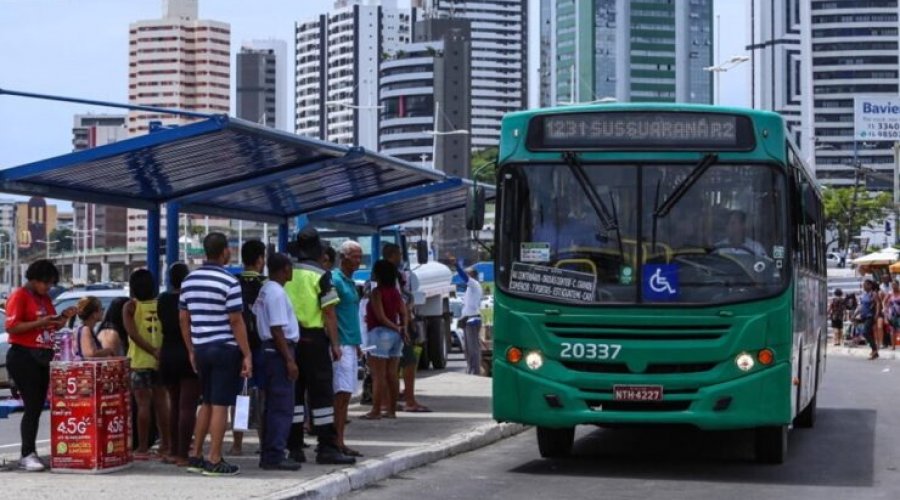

{"left": 147, "top": 206, "right": 161, "bottom": 290}
{"left": 278, "top": 223, "right": 289, "bottom": 253}
{"left": 165, "top": 202, "right": 181, "bottom": 288}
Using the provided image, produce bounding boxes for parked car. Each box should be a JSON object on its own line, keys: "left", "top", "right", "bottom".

{"left": 827, "top": 252, "right": 841, "bottom": 268}
{"left": 54, "top": 287, "right": 129, "bottom": 329}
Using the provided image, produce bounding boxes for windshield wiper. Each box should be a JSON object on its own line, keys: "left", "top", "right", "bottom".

{"left": 562, "top": 151, "right": 625, "bottom": 264}
{"left": 651, "top": 153, "right": 718, "bottom": 252}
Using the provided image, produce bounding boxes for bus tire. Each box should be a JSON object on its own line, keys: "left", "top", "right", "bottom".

{"left": 427, "top": 316, "right": 448, "bottom": 369}
{"left": 537, "top": 426, "right": 575, "bottom": 458}
{"left": 794, "top": 394, "right": 817, "bottom": 429}
{"left": 754, "top": 425, "right": 788, "bottom": 464}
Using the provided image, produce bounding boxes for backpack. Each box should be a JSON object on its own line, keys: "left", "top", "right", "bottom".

{"left": 829, "top": 298, "right": 845, "bottom": 322}
{"left": 239, "top": 273, "right": 266, "bottom": 351}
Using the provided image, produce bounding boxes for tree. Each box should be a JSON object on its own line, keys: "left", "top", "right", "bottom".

{"left": 470, "top": 147, "right": 498, "bottom": 184}
{"left": 823, "top": 186, "right": 893, "bottom": 250}
{"left": 49, "top": 227, "right": 74, "bottom": 253}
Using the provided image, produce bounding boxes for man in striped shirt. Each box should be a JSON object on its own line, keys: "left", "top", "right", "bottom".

{"left": 179, "top": 232, "right": 252, "bottom": 477}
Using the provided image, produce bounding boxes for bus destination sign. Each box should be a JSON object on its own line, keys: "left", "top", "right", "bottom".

{"left": 527, "top": 112, "right": 755, "bottom": 151}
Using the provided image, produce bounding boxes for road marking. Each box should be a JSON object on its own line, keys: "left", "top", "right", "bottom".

{"left": 0, "top": 439, "right": 50, "bottom": 449}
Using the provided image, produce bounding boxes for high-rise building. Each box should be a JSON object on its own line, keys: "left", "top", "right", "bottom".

{"left": 72, "top": 114, "right": 129, "bottom": 251}
{"left": 16, "top": 198, "right": 57, "bottom": 251}
{"left": 540, "top": 0, "right": 713, "bottom": 106}
{"left": 379, "top": 18, "right": 473, "bottom": 260}
{"left": 127, "top": 0, "right": 230, "bottom": 249}
{"left": 427, "top": 0, "right": 527, "bottom": 149}
{"left": 748, "top": 0, "right": 813, "bottom": 151}
{"left": 808, "top": 0, "right": 899, "bottom": 187}
{"left": 237, "top": 40, "right": 289, "bottom": 130}
{"left": 295, "top": 0, "right": 417, "bottom": 149}
{"left": 127, "top": 0, "right": 230, "bottom": 136}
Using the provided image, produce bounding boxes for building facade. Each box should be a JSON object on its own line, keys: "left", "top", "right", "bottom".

{"left": 16, "top": 198, "right": 57, "bottom": 251}
{"left": 540, "top": 0, "right": 713, "bottom": 106}
{"left": 127, "top": 0, "right": 230, "bottom": 136}
{"left": 295, "top": 0, "right": 416, "bottom": 149}
{"left": 379, "top": 18, "right": 474, "bottom": 260}
{"left": 127, "top": 0, "right": 230, "bottom": 249}
{"left": 426, "top": 0, "right": 527, "bottom": 150}
{"left": 72, "top": 114, "right": 129, "bottom": 251}
{"left": 809, "top": 0, "right": 899, "bottom": 187}
{"left": 237, "top": 39, "right": 288, "bottom": 130}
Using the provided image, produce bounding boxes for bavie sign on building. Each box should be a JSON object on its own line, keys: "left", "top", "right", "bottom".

{"left": 854, "top": 96, "right": 900, "bottom": 141}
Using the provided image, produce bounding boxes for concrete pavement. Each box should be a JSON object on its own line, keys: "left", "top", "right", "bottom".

{"left": 0, "top": 355, "right": 526, "bottom": 499}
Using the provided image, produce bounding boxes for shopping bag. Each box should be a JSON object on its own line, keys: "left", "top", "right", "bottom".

{"left": 233, "top": 378, "right": 259, "bottom": 431}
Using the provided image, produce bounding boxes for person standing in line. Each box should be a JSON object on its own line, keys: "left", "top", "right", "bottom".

{"left": 886, "top": 280, "right": 900, "bottom": 351}
{"left": 158, "top": 262, "right": 199, "bottom": 467}
{"left": 284, "top": 227, "right": 355, "bottom": 465}
{"left": 332, "top": 241, "right": 364, "bottom": 456}
{"left": 382, "top": 244, "right": 430, "bottom": 413}
{"left": 97, "top": 297, "right": 128, "bottom": 356}
{"left": 73, "top": 296, "right": 116, "bottom": 359}
{"left": 180, "top": 233, "right": 252, "bottom": 476}
{"left": 5, "top": 260, "right": 75, "bottom": 471}
{"left": 453, "top": 258, "right": 484, "bottom": 375}
{"left": 123, "top": 269, "right": 170, "bottom": 461}
{"left": 362, "top": 259, "right": 408, "bottom": 420}
{"left": 231, "top": 239, "right": 267, "bottom": 456}
{"left": 254, "top": 253, "right": 302, "bottom": 471}
{"left": 827, "top": 289, "right": 847, "bottom": 347}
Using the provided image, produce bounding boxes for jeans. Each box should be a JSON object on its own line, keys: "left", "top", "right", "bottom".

{"left": 463, "top": 317, "right": 482, "bottom": 375}
{"left": 6, "top": 345, "right": 51, "bottom": 457}
{"left": 260, "top": 347, "right": 294, "bottom": 465}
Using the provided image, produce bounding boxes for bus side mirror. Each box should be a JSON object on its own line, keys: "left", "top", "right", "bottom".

{"left": 416, "top": 240, "right": 429, "bottom": 264}
{"left": 466, "top": 185, "right": 486, "bottom": 231}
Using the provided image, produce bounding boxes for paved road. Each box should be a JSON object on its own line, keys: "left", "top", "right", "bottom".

{"left": 347, "top": 355, "right": 900, "bottom": 500}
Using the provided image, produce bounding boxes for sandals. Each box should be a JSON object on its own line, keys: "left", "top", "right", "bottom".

{"left": 401, "top": 405, "right": 433, "bottom": 413}
{"left": 359, "top": 413, "right": 381, "bottom": 420}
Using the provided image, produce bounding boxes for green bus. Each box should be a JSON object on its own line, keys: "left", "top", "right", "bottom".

{"left": 479, "top": 104, "right": 826, "bottom": 464}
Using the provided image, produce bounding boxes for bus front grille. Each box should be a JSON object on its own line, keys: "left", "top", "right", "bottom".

{"left": 563, "top": 361, "right": 717, "bottom": 374}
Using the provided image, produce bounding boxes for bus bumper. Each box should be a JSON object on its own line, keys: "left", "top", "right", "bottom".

{"left": 493, "top": 361, "right": 792, "bottom": 430}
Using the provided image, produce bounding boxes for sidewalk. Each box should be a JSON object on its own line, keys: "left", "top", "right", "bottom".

{"left": 0, "top": 360, "right": 525, "bottom": 499}
{"left": 828, "top": 339, "right": 900, "bottom": 361}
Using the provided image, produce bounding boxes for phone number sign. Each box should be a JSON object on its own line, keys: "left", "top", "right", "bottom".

{"left": 854, "top": 96, "right": 900, "bottom": 140}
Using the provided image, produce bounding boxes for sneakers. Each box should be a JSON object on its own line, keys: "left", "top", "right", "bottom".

{"left": 316, "top": 447, "right": 356, "bottom": 465}
{"left": 259, "top": 458, "right": 303, "bottom": 471}
{"left": 202, "top": 459, "right": 240, "bottom": 476}
{"left": 19, "top": 453, "right": 45, "bottom": 472}
{"left": 186, "top": 456, "right": 207, "bottom": 474}
{"left": 288, "top": 449, "right": 307, "bottom": 464}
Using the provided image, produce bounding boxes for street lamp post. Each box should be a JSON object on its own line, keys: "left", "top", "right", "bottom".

{"left": 34, "top": 239, "right": 60, "bottom": 261}
{"left": 703, "top": 55, "right": 751, "bottom": 105}
{"left": 423, "top": 101, "right": 470, "bottom": 255}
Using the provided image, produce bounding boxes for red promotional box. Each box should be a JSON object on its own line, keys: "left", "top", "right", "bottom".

{"left": 50, "top": 358, "right": 132, "bottom": 474}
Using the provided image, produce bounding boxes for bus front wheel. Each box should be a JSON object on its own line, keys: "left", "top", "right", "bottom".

{"left": 754, "top": 425, "right": 788, "bottom": 464}
{"left": 794, "top": 394, "right": 817, "bottom": 429}
{"left": 537, "top": 426, "right": 575, "bottom": 458}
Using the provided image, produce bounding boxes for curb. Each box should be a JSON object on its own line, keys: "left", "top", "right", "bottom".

{"left": 263, "top": 422, "right": 529, "bottom": 500}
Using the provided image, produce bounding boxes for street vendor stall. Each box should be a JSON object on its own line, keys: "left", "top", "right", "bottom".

{"left": 853, "top": 248, "right": 900, "bottom": 276}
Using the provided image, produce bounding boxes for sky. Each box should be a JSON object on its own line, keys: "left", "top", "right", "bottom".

{"left": 0, "top": 0, "right": 749, "bottom": 191}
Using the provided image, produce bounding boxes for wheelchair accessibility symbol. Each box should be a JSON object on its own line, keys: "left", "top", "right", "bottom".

{"left": 642, "top": 264, "right": 679, "bottom": 301}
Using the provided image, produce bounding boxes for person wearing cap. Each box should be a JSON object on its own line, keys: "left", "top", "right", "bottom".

{"left": 283, "top": 226, "right": 356, "bottom": 465}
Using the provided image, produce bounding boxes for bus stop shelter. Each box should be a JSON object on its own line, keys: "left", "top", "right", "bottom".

{"left": 0, "top": 114, "right": 490, "bottom": 287}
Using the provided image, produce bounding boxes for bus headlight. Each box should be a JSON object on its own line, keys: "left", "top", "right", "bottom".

{"left": 525, "top": 351, "right": 544, "bottom": 370}
{"left": 735, "top": 352, "right": 755, "bottom": 372}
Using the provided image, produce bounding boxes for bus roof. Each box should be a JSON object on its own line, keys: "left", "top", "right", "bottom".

{"left": 502, "top": 102, "right": 783, "bottom": 122}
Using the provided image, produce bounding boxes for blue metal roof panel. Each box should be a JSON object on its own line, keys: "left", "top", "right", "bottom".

{"left": 308, "top": 183, "right": 472, "bottom": 228}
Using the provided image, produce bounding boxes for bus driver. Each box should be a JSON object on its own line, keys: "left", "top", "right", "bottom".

{"left": 714, "top": 210, "right": 767, "bottom": 257}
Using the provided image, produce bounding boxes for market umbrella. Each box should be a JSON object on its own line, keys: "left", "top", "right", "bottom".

{"left": 852, "top": 248, "right": 900, "bottom": 266}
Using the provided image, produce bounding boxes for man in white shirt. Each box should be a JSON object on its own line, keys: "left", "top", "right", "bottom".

{"left": 253, "top": 253, "right": 301, "bottom": 471}
{"left": 715, "top": 210, "right": 767, "bottom": 257}
{"left": 454, "top": 258, "right": 483, "bottom": 375}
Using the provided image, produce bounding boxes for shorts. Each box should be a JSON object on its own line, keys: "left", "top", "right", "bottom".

{"left": 831, "top": 319, "right": 844, "bottom": 330}
{"left": 195, "top": 344, "right": 242, "bottom": 407}
{"left": 333, "top": 345, "right": 359, "bottom": 394}
{"left": 367, "top": 327, "right": 403, "bottom": 359}
{"left": 131, "top": 369, "right": 160, "bottom": 390}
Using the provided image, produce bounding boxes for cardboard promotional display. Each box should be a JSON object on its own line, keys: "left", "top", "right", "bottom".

{"left": 50, "top": 358, "right": 132, "bottom": 473}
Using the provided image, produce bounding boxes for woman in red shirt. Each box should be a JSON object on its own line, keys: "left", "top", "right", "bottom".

{"left": 5, "top": 260, "right": 75, "bottom": 472}
{"left": 362, "top": 259, "right": 409, "bottom": 420}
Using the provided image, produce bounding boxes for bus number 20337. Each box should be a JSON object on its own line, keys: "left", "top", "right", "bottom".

{"left": 560, "top": 343, "right": 622, "bottom": 360}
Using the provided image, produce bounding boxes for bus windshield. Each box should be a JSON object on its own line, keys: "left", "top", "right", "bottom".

{"left": 499, "top": 162, "right": 788, "bottom": 305}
